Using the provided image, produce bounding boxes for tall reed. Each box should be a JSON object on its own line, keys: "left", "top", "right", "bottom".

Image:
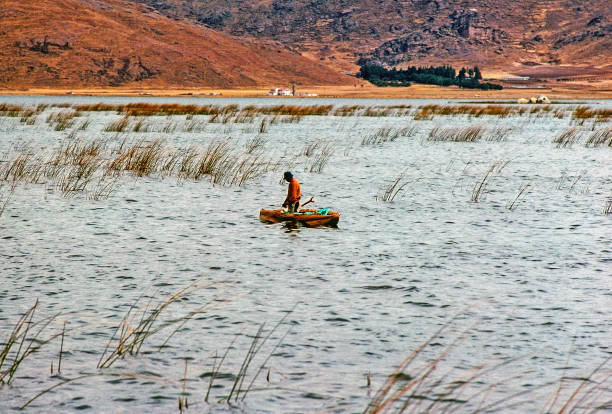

{"left": 97, "top": 281, "right": 220, "bottom": 369}
{"left": 471, "top": 161, "right": 502, "bottom": 202}
{"left": 377, "top": 169, "right": 413, "bottom": 202}
{"left": 0, "top": 300, "right": 62, "bottom": 385}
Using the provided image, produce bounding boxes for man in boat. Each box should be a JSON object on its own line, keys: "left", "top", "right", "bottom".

{"left": 282, "top": 171, "right": 301, "bottom": 213}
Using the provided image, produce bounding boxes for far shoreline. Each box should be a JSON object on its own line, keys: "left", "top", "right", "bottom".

{"left": 1, "top": 82, "right": 611, "bottom": 100}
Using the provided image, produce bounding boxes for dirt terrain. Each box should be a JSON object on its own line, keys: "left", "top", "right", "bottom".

{"left": 0, "top": 0, "right": 610, "bottom": 93}
{"left": 0, "top": 0, "right": 351, "bottom": 89}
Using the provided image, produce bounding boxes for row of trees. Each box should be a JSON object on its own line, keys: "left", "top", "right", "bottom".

{"left": 358, "top": 63, "right": 503, "bottom": 90}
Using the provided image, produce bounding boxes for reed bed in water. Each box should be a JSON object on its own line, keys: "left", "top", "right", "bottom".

{"left": 362, "top": 126, "right": 417, "bottom": 145}
{"left": 553, "top": 127, "right": 582, "bottom": 148}
{"left": 415, "top": 104, "right": 515, "bottom": 120}
{"left": 46, "top": 109, "right": 81, "bottom": 131}
{"left": 585, "top": 127, "right": 612, "bottom": 147}
{"left": 573, "top": 106, "right": 612, "bottom": 122}
{"left": 0, "top": 136, "right": 284, "bottom": 199}
{"left": 3, "top": 295, "right": 610, "bottom": 412}
{"left": 428, "top": 125, "right": 485, "bottom": 142}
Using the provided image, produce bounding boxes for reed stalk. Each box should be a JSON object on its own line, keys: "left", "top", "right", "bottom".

{"left": 97, "top": 280, "right": 220, "bottom": 369}
{"left": 0, "top": 300, "right": 62, "bottom": 385}
{"left": 471, "top": 161, "right": 500, "bottom": 202}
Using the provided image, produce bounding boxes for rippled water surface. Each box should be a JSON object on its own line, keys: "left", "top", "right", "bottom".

{"left": 0, "top": 96, "right": 610, "bottom": 413}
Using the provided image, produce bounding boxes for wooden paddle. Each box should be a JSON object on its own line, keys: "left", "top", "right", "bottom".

{"left": 299, "top": 197, "right": 314, "bottom": 208}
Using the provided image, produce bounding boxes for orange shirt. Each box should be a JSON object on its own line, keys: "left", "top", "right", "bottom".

{"left": 285, "top": 178, "right": 301, "bottom": 204}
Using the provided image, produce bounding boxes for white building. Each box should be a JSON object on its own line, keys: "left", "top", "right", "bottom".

{"left": 268, "top": 88, "right": 293, "bottom": 96}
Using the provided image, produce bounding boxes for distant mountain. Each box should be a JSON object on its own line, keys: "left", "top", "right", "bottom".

{"left": 132, "top": 0, "right": 612, "bottom": 75}
{"left": 0, "top": 0, "right": 351, "bottom": 88}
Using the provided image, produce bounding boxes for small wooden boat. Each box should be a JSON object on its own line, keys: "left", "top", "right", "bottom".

{"left": 259, "top": 208, "right": 340, "bottom": 227}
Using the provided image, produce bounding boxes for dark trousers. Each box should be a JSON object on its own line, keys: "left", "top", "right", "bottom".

{"left": 288, "top": 201, "right": 299, "bottom": 213}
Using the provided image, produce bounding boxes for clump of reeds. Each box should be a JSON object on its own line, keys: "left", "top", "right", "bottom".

{"left": 104, "top": 115, "right": 131, "bottom": 132}
{"left": 366, "top": 314, "right": 612, "bottom": 414}
{"left": 0, "top": 183, "right": 15, "bottom": 217}
{"left": 107, "top": 138, "right": 165, "bottom": 177}
{"left": 301, "top": 139, "right": 323, "bottom": 157}
{"left": 486, "top": 127, "right": 512, "bottom": 142}
{"left": 415, "top": 104, "right": 514, "bottom": 120}
{"left": 573, "top": 106, "right": 612, "bottom": 122}
{"left": 362, "top": 126, "right": 417, "bottom": 145}
{"left": 208, "top": 306, "right": 296, "bottom": 405}
{"left": 363, "top": 127, "right": 400, "bottom": 145}
{"left": 0, "top": 299, "right": 62, "bottom": 385}
{"left": 46, "top": 110, "right": 80, "bottom": 131}
{"left": 0, "top": 104, "right": 26, "bottom": 117}
{"left": 245, "top": 135, "right": 267, "bottom": 154}
{"left": 553, "top": 127, "right": 582, "bottom": 148}
{"left": 333, "top": 105, "right": 365, "bottom": 116}
{"left": 363, "top": 106, "right": 393, "bottom": 117}
{"left": 584, "top": 128, "right": 612, "bottom": 147}
{"left": 428, "top": 125, "right": 485, "bottom": 142}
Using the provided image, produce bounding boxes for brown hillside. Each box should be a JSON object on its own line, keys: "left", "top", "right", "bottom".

{"left": 0, "top": 0, "right": 352, "bottom": 88}
{"left": 134, "top": 0, "right": 612, "bottom": 76}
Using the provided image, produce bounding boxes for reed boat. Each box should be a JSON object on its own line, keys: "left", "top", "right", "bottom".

{"left": 259, "top": 208, "right": 340, "bottom": 227}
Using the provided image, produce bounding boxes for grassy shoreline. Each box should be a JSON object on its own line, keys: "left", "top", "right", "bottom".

{"left": 1, "top": 83, "right": 612, "bottom": 100}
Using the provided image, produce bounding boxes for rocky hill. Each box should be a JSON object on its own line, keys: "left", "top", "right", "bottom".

{"left": 0, "top": 0, "right": 351, "bottom": 88}
{"left": 133, "top": 0, "right": 612, "bottom": 75}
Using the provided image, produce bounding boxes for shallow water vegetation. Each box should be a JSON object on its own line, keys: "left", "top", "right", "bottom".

{"left": 573, "top": 106, "right": 612, "bottom": 122}
{"left": 365, "top": 319, "right": 612, "bottom": 414}
{"left": 97, "top": 281, "right": 225, "bottom": 369}
{"left": 471, "top": 160, "right": 506, "bottom": 202}
{"left": 306, "top": 141, "right": 335, "bottom": 173}
{"left": 585, "top": 128, "right": 612, "bottom": 147}
{"left": 428, "top": 125, "right": 485, "bottom": 142}
{"left": 0, "top": 300, "right": 62, "bottom": 386}
{"left": 362, "top": 126, "right": 417, "bottom": 145}
{"left": 604, "top": 197, "right": 612, "bottom": 215}
{"left": 46, "top": 110, "right": 80, "bottom": 131}
{"left": 553, "top": 127, "right": 582, "bottom": 148}
{"left": 377, "top": 169, "right": 414, "bottom": 202}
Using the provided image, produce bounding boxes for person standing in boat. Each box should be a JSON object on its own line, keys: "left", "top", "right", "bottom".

{"left": 282, "top": 171, "right": 301, "bottom": 213}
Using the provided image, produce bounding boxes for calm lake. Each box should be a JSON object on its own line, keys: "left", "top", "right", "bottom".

{"left": 0, "top": 96, "right": 610, "bottom": 413}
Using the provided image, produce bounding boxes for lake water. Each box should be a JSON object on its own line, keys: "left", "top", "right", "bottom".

{"left": 0, "top": 96, "right": 610, "bottom": 413}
